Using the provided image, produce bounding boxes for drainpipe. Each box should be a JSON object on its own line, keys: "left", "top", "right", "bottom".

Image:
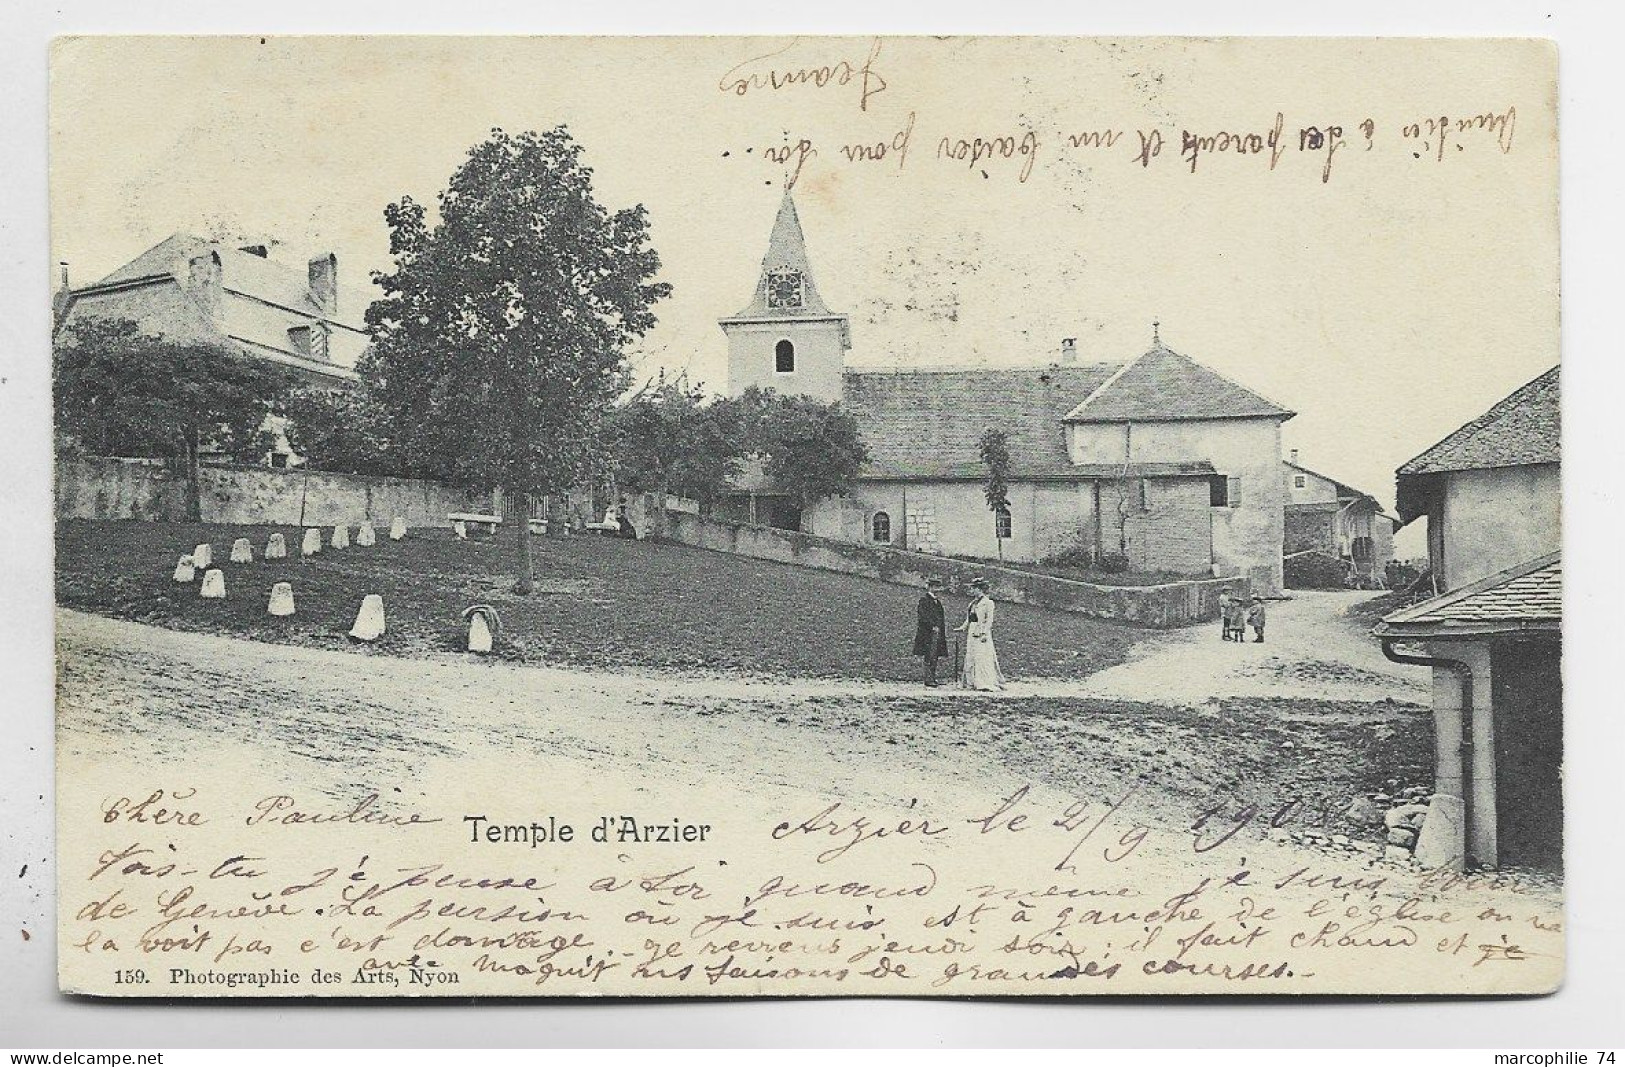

{"left": 1381, "top": 638, "right": 1473, "bottom": 865}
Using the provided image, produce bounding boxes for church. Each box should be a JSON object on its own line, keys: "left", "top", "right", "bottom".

{"left": 714, "top": 192, "right": 1294, "bottom": 594}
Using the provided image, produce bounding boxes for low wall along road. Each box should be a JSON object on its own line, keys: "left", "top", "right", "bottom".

{"left": 660, "top": 510, "right": 1246, "bottom": 628}
{"left": 55, "top": 456, "right": 475, "bottom": 529}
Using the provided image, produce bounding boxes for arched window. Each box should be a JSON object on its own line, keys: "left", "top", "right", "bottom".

{"left": 871, "top": 511, "right": 891, "bottom": 543}
{"left": 775, "top": 338, "right": 795, "bottom": 373}
{"left": 995, "top": 505, "right": 1012, "bottom": 540}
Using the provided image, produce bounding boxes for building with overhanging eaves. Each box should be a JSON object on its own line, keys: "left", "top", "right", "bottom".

{"left": 1282, "top": 451, "right": 1398, "bottom": 587}
{"left": 1374, "top": 365, "right": 1561, "bottom": 872}
{"left": 53, "top": 235, "right": 371, "bottom": 464}
{"left": 716, "top": 191, "right": 1296, "bottom": 593}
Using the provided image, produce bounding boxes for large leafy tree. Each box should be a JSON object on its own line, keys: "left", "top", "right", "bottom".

{"left": 280, "top": 384, "right": 401, "bottom": 477}
{"left": 977, "top": 428, "right": 1012, "bottom": 561}
{"left": 608, "top": 372, "right": 743, "bottom": 532}
{"left": 738, "top": 388, "right": 869, "bottom": 520}
{"left": 365, "top": 127, "right": 670, "bottom": 593}
{"left": 53, "top": 316, "right": 292, "bottom": 520}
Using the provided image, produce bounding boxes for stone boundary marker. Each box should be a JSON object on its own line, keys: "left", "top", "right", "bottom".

{"left": 199, "top": 569, "right": 226, "bottom": 599}
{"left": 267, "top": 582, "right": 295, "bottom": 617}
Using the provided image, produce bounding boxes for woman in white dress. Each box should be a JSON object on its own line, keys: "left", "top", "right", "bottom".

{"left": 958, "top": 577, "right": 1005, "bottom": 691}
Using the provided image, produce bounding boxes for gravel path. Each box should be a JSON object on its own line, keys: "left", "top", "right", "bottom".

{"left": 1073, "top": 590, "right": 1430, "bottom": 705}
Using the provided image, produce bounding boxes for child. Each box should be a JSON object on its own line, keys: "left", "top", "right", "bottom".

{"left": 1246, "top": 596, "right": 1267, "bottom": 643}
{"left": 1218, "top": 592, "right": 1234, "bottom": 641}
{"left": 1223, "top": 592, "right": 1246, "bottom": 642}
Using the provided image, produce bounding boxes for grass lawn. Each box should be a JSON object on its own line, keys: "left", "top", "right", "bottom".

{"left": 55, "top": 520, "right": 1153, "bottom": 682}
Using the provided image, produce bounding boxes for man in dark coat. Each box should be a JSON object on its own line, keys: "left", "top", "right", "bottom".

{"left": 914, "top": 578, "right": 950, "bottom": 687}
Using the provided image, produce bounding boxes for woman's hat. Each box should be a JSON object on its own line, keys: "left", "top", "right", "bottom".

{"left": 924, "top": 577, "right": 945, "bottom": 590}
{"left": 969, "top": 576, "right": 991, "bottom": 591}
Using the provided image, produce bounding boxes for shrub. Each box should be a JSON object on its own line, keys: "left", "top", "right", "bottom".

{"left": 1095, "top": 552, "right": 1130, "bottom": 574}
{"left": 1285, "top": 551, "right": 1351, "bottom": 589}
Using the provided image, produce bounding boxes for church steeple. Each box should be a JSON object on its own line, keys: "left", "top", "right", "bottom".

{"left": 731, "top": 188, "right": 835, "bottom": 318}
{"left": 719, "top": 189, "right": 851, "bottom": 403}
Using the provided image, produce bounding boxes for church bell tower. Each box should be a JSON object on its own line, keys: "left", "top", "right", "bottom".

{"left": 719, "top": 189, "right": 851, "bottom": 403}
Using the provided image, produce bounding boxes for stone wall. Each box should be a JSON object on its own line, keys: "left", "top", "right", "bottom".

{"left": 1114, "top": 477, "right": 1214, "bottom": 574}
{"left": 662, "top": 511, "right": 1247, "bottom": 628}
{"left": 1285, "top": 504, "right": 1338, "bottom": 555}
{"left": 55, "top": 456, "right": 475, "bottom": 528}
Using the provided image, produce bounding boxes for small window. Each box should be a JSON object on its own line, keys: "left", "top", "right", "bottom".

{"left": 1138, "top": 478, "right": 1152, "bottom": 512}
{"left": 1211, "top": 475, "right": 1242, "bottom": 508}
{"left": 775, "top": 338, "right": 795, "bottom": 373}
{"left": 871, "top": 511, "right": 891, "bottom": 543}
{"left": 1293, "top": 474, "right": 1307, "bottom": 490}
{"left": 995, "top": 505, "right": 1012, "bottom": 539}
{"left": 269, "top": 452, "right": 289, "bottom": 469}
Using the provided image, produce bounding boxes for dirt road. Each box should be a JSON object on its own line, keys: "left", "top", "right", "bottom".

{"left": 1072, "top": 590, "right": 1430, "bottom": 705}
{"left": 56, "top": 604, "right": 1431, "bottom": 844}
{"left": 52, "top": 608, "right": 1563, "bottom": 1000}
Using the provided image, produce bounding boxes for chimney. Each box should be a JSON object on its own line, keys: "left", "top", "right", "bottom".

{"left": 52, "top": 262, "right": 72, "bottom": 327}
{"left": 1059, "top": 337, "right": 1077, "bottom": 364}
{"left": 1290, "top": 449, "right": 1300, "bottom": 465}
{"left": 187, "top": 250, "right": 223, "bottom": 322}
{"left": 308, "top": 253, "right": 337, "bottom": 315}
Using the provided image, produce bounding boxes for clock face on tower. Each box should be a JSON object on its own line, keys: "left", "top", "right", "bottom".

{"left": 766, "top": 270, "right": 804, "bottom": 310}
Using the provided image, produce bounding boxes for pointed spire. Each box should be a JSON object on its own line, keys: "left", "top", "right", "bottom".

{"left": 1151, "top": 318, "right": 1162, "bottom": 347}
{"left": 728, "top": 188, "right": 835, "bottom": 318}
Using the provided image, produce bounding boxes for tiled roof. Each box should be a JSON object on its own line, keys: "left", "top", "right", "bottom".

{"left": 726, "top": 191, "right": 838, "bottom": 321}
{"left": 1398, "top": 366, "right": 1560, "bottom": 476}
{"left": 843, "top": 363, "right": 1119, "bottom": 480}
{"left": 1377, "top": 551, "right": 1561, "bottom": 633}
{"left": 78, "top": 233, "right": 370, "bottom": 378}
{"left": 221, "top": 295, "right": 369, "bottom": 373}
{"left": 1064, "top": 343, "right": 1295, "bottom": 423}
{"left": 98, "top": 234, "right": 370, "bottom": 330}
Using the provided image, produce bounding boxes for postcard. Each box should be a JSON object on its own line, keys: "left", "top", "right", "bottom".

{"left": 50, "top": 34, "right": 1561, "bottom": 997}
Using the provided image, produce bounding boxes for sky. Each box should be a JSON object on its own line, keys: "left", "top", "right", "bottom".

{"left": 48, "top": 36, "right": 1558, "bottom": 544}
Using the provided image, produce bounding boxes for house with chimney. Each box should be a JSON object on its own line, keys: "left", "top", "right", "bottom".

{"left": 54, "top": 235, "right": 370, "bottom": 464}
{"left": 714, "top": 192, "right": 1294, "bottom": 593}
{"left": 1282, "top": 450, "right": 1397, "bottom": 586}
{"left": 1373, "top": 365, "right": 1561, "bottom": 872}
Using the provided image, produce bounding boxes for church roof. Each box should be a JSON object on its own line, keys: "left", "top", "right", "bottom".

{"left": 1062, "top": 342, "right": 1295, "bottom": 423}
{"left": 725, "top": 190, "right": 840, "bottom": 320}
{"left": 1398, "top": 365, "right": 1560, "bottom": 477}
{"left": 843, "top": 363, "right": 1120, "bottom": 481}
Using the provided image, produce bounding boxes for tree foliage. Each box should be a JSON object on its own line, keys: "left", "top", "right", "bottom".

{"left": 364, "top": 126, "right": 671, "bottom": 590}
{"left": 53, "top": 316, "right": 292, "bottom": 519}
{"left": 742, "top": 387, "right": 869, "bottom": 512}
{"left": 978, "top": 428, "right": 1012, "bottom": 559}
{"left": 605, "top": 383, "right": 867, "bottom": 525}
{"left": 280, "top": 385, "right": 402, "bottom": 477}
{"left": 607, "top": 372, "right": 743, "bottom": 508}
